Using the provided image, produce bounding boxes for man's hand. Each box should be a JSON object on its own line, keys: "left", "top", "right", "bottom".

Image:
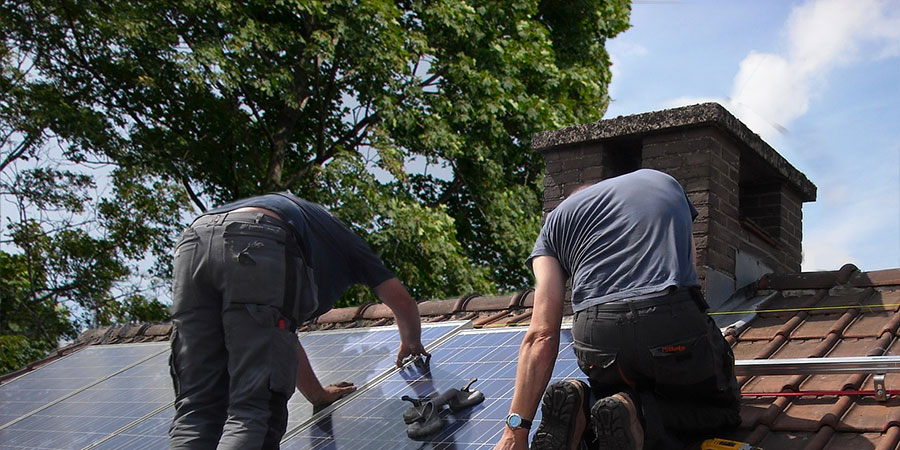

{"left": 493, "top": 428, "right": 529, "bottom": 450}
{"left": 308, "top": 381, "right": 357, "bottom": 407}
{"left": 396, "top": 342, "right": 430, "bottom": 367}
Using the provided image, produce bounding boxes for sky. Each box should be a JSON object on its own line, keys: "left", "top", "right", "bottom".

{"left": 603, "top": 0, "right": 900, "bottom": 271}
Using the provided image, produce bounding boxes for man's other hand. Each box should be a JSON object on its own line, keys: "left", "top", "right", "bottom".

{"left": 310, "top": 381, "right": 356, "bottom": 407}
{"left": 396, "top": 343, "right": 430, "bottom": 367}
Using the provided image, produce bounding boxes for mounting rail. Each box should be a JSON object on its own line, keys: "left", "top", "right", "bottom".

{"left": 735, "top": 356, "right": 900, "bottom": 401}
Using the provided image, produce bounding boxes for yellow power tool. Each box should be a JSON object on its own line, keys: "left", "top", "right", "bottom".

{"left": 700, "top": 438, "right": 762, "bottom": 450}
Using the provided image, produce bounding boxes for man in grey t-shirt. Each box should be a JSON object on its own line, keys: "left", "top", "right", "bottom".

{"left": 494, "top": 169, "right": 740, "bottom": 450}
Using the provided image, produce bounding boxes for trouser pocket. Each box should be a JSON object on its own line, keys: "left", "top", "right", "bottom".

{"left": 648, "top": 332, "right": 717, "bottom": 388}
{"left": 171, "top": 228, "right": 201, "bottom": 315}
{"left": 169, "top": 327, "right": 181, "bottom": 397}
{"left": 225, "top": 304, "right": 299, "bottom": 399}
{"left": 222, "top": 222, "right": 287, "bottom": 309}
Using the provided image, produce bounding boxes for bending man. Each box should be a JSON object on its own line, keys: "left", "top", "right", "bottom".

{"left": 494, "top": 169, "right": 740, "bottom": 450}
{"left": 168, "top": 192, "right": 429, "bottom": 449}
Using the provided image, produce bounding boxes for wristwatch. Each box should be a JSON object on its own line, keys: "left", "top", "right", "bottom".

{"left": 505, "top": 412, "right": 532, "bottom": 430}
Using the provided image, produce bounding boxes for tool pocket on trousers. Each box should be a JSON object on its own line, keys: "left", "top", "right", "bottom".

{"left": 269, "top": 327, "right": 300, "bottom": 396}
{"left": 574, "top": 342, "right": 619, "bottom": 382}
{"left": 648, "top": 332, "right": 717, "bottom": 387}
{"left": 170, "top": 230, "right": 200, "bottom": 315}
{"left": 243, "top": 305, "right": 299, "bottom": 397}
{"left": 168, "top": 327, "right": 182, "bottom": 398}
{"left": 223, "top": 233, "right": 286, "bottom": 308}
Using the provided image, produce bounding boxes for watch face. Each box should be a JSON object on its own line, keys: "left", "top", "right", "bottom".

{"left": 507, "top": 414, "right": 522, "bottom": 428}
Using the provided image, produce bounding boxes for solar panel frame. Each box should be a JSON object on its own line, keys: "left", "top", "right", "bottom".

{"left": 280, "top": 324, "right": 582, "bottom": 450}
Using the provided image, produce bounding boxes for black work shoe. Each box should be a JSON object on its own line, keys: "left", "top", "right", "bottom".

{"left": 532, "top": 380, "right": 590, "bottom": 450}
{"left": 590, "top": 392, "right": 644, "bottom": 450}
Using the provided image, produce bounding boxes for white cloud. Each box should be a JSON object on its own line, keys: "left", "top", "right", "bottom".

{"left": 727, "top": 0, "right": 900, "bottom": 141}
{"left": 801, "top": 171, "right": 900, "bottom": 271}
{"left": 607, "top": 40, "right": 649, "bottom": 99}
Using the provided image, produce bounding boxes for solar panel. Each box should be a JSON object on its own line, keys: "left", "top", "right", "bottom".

{"left": 89, "top": 321, "right": 467, "bottom": 449}
{"left": 0, "top": 346, "right": 172, "bottom": 450}
{"left": 0, "top": 343, "right": 168, "bottom": 430}
{"left": 280, "top": 326, "right": 582, "bottom": 449}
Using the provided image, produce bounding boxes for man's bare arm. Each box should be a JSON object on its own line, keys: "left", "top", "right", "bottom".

{"left": 295, "top": 342, "right": 356, "bottom": 406}
{"left": 494, "top": 255, "right": 567, "bottom": 450}
{"left": 373, "top": 277, "right": 430, "bottom": 366}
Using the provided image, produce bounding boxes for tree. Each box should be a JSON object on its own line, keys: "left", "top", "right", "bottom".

{"left": 1, "top": 34, "right": 178, "bottom": 373}
{"left": 2, "top": 1, "right": 630, "bottom": 304}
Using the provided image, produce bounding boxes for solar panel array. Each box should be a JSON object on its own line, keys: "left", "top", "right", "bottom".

{"left": 0, "top": 344, "right": 167, "bottom": 430}
{"left": 0, "top": 343, "right": 170, "bottom": 449}
{"left": 0, "top": 322, "right": 464, "bottom": 449}
{"left": 0, "top": 322, "right": 582, "bottom": 450}
{"left": 281, "top": 327, "right": 580, "bottom": 449}
{"left": 284, "top": 322, "right": 466, "bottom": 432}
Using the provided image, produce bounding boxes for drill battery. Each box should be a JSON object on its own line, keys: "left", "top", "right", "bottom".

{"left": 700, "top": 438, "right": 762, "bottom": 450}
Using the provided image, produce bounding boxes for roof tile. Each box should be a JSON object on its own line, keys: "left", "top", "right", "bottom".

{"left": 463, "top": 294, "right": 517, "bottom": 312}
{"left": 835, "top": 397, "right": 900, "bottom": 432}
{"left": 876, "top": 426, "right": 900, "bottom": 450}
{"left": 844, "top": 312, "right": 898, "bottom": 338}
{"left": 771, "top": 396, "right": 842, "bottom": 431}
{"left": 760, "top": 271, "right": 840, "bottom": 290}
{"left": 416, "top": 298, "right": 457, "bottom": 317}
{"left": 739, "top": 397, "right": 781, "bottom": 429}
{"left": 756, "top": 430, "right": 818, "bottom": 449}
{"left": 791, "top": 313, "right": 848, "bottom": 339}
{"left": 849, "top": 269, "right": 900, "bottom": 288}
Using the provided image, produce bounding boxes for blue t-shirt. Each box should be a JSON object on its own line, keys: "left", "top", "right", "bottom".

{"left": 204, "top": 193, "right": 395, "bottom": 320}
{"left": 528, "top": 169, "right": 699, "bottom": 312}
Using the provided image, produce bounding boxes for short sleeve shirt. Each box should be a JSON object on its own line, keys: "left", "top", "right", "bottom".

{"left": 204, "top": 193, "right": 395, "bottom": 320}
{"left": 527, "top": 169, "right": 699, "bottom": 312}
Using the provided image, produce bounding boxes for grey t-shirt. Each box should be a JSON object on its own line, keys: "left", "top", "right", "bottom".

{"left": 527, "top": 169, "right": 699, "bottom": 312}
{"left": 204, "top": 193, "right": 395, "bottom": 320}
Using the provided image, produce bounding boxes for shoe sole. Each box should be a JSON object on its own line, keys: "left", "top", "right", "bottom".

{"left": 590, "top": 394, "right": 641, "bottom": 450}
{"left": 532, "top": 381, "right": 587, "bottom": 450}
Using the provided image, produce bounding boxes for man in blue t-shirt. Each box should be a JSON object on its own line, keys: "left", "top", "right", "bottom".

{"left": 168, "top": 193, "right": 429, "bottom": 449}
{"left": 494, "top": 169, "right": 740, "bottom": 450}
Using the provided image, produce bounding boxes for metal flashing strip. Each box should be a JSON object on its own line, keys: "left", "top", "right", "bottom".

{"left": 735, "top": 356, "right": 900, "bottom": 375}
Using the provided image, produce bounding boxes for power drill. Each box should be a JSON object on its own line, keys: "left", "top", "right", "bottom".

{"left": 700, "top": 438, "right": 762, "bottom": 450}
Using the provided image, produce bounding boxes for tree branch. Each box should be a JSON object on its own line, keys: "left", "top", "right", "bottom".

{"left": 0, "top": 132, "right": 39, "bottom": 173}
{"left": 181, "top": 176, "right": 206, "bottom": 212}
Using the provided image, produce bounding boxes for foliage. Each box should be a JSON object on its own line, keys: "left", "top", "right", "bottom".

{"left": 0, "top": 334, "right": 52, "bottom": 375}
{"left": 1, "top": 0, "right": 631, "bottom": 334}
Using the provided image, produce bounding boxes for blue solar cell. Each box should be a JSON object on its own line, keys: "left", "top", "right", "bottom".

{"left": 280, "top": 327, "right": 582, "bottom": 450}
{"left": 92, "top": 322, "right": 465, "bottom": 448}
{"left": 0, "top": 348, "right": 172, "bottom": 450}
{"left": 0, "top": 343, "right": 167, "bottom": 429}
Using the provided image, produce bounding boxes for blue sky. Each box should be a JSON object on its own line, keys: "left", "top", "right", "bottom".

{"left": 604, "top": 0, "right": 900, "bottom": 271}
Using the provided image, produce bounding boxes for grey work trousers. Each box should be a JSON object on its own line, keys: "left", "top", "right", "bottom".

{"left": 572, "top": 288, "right": 741, "bottom": 449}
{"left": 168, "top": 212, "right": 301, "bottom": 450}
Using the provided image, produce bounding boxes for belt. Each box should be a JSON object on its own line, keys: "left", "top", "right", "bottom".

{"left": 191, "top": 210, "right": 289, "bottom": 230}
{"left": 589, "top": 286, "right": 699, "bottom": 313}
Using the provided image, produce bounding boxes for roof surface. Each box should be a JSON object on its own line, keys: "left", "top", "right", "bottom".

{"left": 3, "top": 264, "right": 900, "bottom": 449}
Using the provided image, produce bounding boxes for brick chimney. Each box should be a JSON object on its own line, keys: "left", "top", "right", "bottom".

{"left": 532, "top": 103, "right": 817, "bottom": 309}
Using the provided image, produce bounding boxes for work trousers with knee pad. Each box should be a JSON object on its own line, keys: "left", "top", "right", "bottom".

{"left": 168, "top": 212, "right": 303, "bottom": 450}
{"left": 572, "top": 287, "right": 741, "bottom": 449}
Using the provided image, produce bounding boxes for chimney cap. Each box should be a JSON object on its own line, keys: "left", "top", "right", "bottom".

{"left": 532, "top": 102, "right": 816, "bottom": 202}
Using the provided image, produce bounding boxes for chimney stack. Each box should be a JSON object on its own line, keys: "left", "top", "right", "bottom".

{"left": 533, "top": 103, "right": 817, "bottom": 308}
